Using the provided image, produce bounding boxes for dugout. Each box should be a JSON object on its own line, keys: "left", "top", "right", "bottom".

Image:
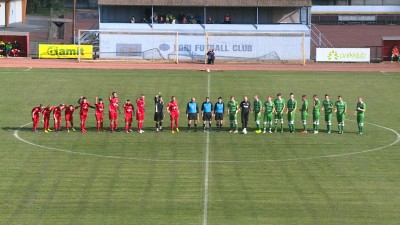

{"left": 382, "top": 36, "right": 400, "bottom": 61}
{"left": 0, "top": 31, "right": 29, "bottom": 57}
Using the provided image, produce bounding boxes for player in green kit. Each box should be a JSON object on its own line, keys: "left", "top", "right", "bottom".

{"left": 253, "top": 95, "right": 263, "bottom": 133}
{"left": 312, "top": 95, "right": 321, "bottom": 134}
{"left": 354, "top": 97, "right": 366, "bottom": 134}
{"left": 263, "top": 96, "right": 275, "bottom": 133}
{"left": 321, "top": 94, "right": 334, "bottom": 133}
{"left": 286, "top": 93, "right": 297, "bottom": 133}
{"left": 227, "top": 96, "right": 239, "bottom": 133}
{"left": 274, "top": 93, "right": 285, "bottom": 132}
{"left": 299, "top": 95, "right": 308, "bottom": 134}
{"left": 334, "top": 95, "right": 347, "bottom": 134}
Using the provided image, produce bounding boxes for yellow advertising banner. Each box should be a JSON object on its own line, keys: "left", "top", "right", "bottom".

{"left": 39, "top": 44, "right": 93, "bottom": 59}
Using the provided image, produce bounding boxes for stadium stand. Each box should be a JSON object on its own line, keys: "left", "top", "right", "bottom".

{"left": 90, "top": 0, "right": 312, "bottom": 63}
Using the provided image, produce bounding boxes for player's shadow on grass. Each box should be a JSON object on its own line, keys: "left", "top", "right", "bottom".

{"left": 2, "top": 126, "right": 103, "bottom": 133}
{"left": 2, "top": 126, "right": 337, "bottom": 134}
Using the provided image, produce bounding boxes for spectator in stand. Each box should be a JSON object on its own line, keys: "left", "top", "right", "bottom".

{"left": 189, "top": 15, "right": 197, "bottom": 24}
{"left": 224, "top": 13, "right": 232, "bottom": 24}
{"left": 182, "top": 16, "right": 188, "bottom": 24}
{"left": 0, "top": 40, "right": 5, "bottom": 57}
{"left": 153, "top": 13, "right": 158, "bottom": 23}
{"left": 130, "top": 16, "right": 135, "bottom": 23}
{"left": 160, "top": 12, "right": 166, "bottom": 22}
{"left": 165, "top": 17, "right": 170, "bottom": 24}
{"left": 178, "top": 12, "right": 185, "bottom": 23}
{"left": 195, "top": 15, "right": 202, "bottom": 24}
{"left": 206, "top": 16, "right": 214, "bottom": 24}
{"left": 141, "top": 16, "right": 147, "bottom": 23}
{"left": 166, "top": 12, "right": 173, "bottom": 22}
{"left": 391, "top": 45, "right": 399, "bottom": 63}
{"left": 172, "top": 17, "right": 177, "bottom": 24}
{"left": 5, "top": 41, "right": 12, "bottom": 57}
{"left": 159, "top": 16, "right": 164, "bottom": 24}
{"left": 186, "top": 13, "right": 192, "bottom": 22}
{"left": 207, "top": 48, "right": 215, "bottom": 64}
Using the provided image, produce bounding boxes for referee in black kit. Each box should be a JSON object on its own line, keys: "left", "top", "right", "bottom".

{"left": 154, "top": 92, "right": 164, "bottom": 132}
{"left": 239, "top": 96, "right": 251, "bottom": 134}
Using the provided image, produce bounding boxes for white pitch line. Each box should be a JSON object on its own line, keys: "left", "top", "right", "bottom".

{"left": 13, "top": 119, "right": 400, "bottom": 163}
{"left": 202, "top": 134, "right": 210, "bottom": 225}
{"left": 211, "top": 120, "right": 400, "bottom": 163}
{"left": 202, "top": 73, "right": 211, "bottom": 225}
{"left": 380, "top": 71, "right": 389, "bottom": 75}
{"left": 13, "top": 122, "right": 202, "bottom": 163}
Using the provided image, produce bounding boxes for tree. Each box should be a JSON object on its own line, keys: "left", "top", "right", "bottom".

{"left": 27, "top": 0, "right": 64, "bottom": 14}
{"left": 27, "top": 0, "right": 40, "bottom": 13}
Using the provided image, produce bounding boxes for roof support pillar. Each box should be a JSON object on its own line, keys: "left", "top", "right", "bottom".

{"left": 5, "top": 0, "right": 10, "bottom": 27}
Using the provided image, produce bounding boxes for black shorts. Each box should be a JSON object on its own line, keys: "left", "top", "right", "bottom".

{"left": 154, "top": 112, "right": 164, "bottom": 122}
{"left": 241, "top": 112, "right": 249, "bottom": 121}
{"left": 215, "top": 113, "right": 223, "bottom": 121}
{"left": 203, "top": 112, "right": 212, "bottom": 121}
{"left": 187, "top": 113, "right": 198, "bottom": 121}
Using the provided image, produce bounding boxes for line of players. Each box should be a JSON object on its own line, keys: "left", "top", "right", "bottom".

{"left": 182, "top": 93, "right": 366, "bottom": 135}
{"left": 31, "top": 92, "right": 367, "bottom": 135}
{"left": 31, "top": 92, "right": 145, "bottom": 133}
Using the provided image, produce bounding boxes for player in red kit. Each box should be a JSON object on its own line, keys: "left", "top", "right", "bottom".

{"left": 78, "top": 96, "right": 91, "bottom": 133}
{"left": 53, "top": 104, "right": 66, "bottom": 131}
{"left": 31, "top": 104, "right": 44, "bottom": 132}
{"left": 95, "top": 97, "right": 105, "bottom": 132}
{"left": 136, "top": 94, "right": 145, "bottom": 133}
{"left": 124, "top": 99, "right": 134, "bottom": 133}
{"left": 42, "top": 105, "right": 55, "bottom": 133}
{"left": 167, "top": 96, "right": 180, "bottom": 133}
{"left": 65, "top": 105, "right": 79, "bottom": 132}
{"left": 109, "top": 92, "right": 120, "bottom": 132}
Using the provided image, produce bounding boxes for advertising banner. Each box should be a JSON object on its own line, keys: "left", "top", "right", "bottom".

{"left": 39, "top": 44, "right": 93, "bottom": 59}
{"left": 316, "top": 48, "right": 370, "bottom": 62}
{"left": 98, "top": 33, "right": 309, "bottom": 61}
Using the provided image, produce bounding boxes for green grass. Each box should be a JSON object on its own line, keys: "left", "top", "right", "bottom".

{"left": 0, "top": 68, "right": 399, "bottom": 225}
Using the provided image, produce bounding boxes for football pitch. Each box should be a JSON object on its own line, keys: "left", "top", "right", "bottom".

{"left": 0, "top": 68, "right": 399, "bottom": 225}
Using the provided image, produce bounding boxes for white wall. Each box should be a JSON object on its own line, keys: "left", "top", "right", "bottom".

{"left": 317, "top": 0, "right": 400, "bottom": 5}
{"left": 0, "top": 2, "right": 5, "bottom": 26}
{"left": 312, "top": 5, "right": 400, "bottom": 14}
{"left": 15, "top": 0, "right": 23, "bottom": 23}
{"left": 0, "top": 0, "right": 23, "bottom": 26}
{"left": 99, "top": 32, "right": 309, "bottom": 61}
{"left": 95, "top": 24, "right": 311, "bottom": 61}
{"left": 9, "top": 1, "right": 16, "bottom": 24}
{"left": 352, "top": 0, "right": 400, "bottom": 5}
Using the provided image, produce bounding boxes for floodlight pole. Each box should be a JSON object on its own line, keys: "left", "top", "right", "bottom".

{"left": 73, "top": 0, "right": 76, "bottom": 44}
